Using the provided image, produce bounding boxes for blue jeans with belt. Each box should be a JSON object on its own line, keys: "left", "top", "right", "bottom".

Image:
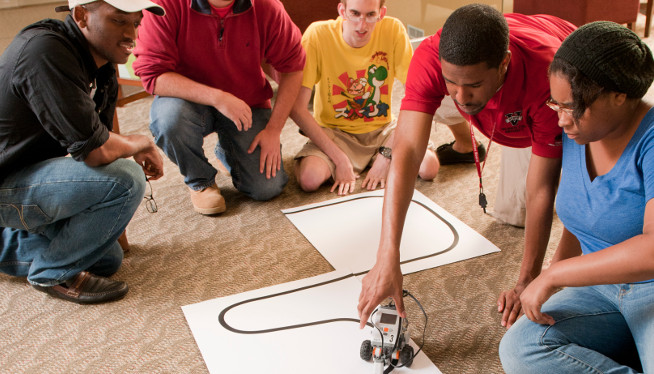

{"left": 499, "top": 282, "right": 654, "bottom": 373}
{"left": 149, "top": 96, "right": 288, "bottom": 200}
{"left": 0, "top": 157, "right": 145, "bottom": 286}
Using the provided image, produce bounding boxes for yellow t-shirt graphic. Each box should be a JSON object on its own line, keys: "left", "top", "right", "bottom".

{"left": 333, "top": 63, "right": 389, "bottom": 121}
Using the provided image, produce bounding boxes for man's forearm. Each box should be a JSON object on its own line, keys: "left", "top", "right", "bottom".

{"left": 379, "top": 110, "right": 433, "bottom": 254}
{"left": 517, "top": 155, "right": 561, "bottom": 284}
{"left": 291, "top": 86, "right": 350, "bottom": 166}
{"left": 266, "top": 71, "right": 303, "bottom": 132}
{"left": 85, "top": 132, "right": 155, "bottom": 167}
{"left": 519, "top": 196, "right": 554, "bottom": 283}
{"left": 294, "top": 110, "right": 350, "bottom": 164}
{"left": 153, "top": 72, "right": 223, "bottom": 107}
{"left": 379, "top": 147, "right": 420, "bottom": 255}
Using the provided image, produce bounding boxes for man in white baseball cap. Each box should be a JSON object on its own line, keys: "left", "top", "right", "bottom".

{"left": 56, "top": 0, "right": 165, "bottom": 16}
{"left": 0, "top": 0, "right": 165, "bottom": 303}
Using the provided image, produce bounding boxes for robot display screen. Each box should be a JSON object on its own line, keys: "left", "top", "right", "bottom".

{"left": 380, "top": 313, "right": 397, "bottom": 324}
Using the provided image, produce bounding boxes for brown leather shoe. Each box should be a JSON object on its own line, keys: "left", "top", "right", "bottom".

{"left": 189, "top": 184, "right": 226, "bottom": 215}
{"left": 32, "top": 271, "right": 128, "bottom": 304}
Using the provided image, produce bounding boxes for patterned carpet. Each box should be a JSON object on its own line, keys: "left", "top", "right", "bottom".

{"left": 2, "top": 15, "right": 654, "bottom": 374}
{"left": 0, "top": 94, "right": 547, "bottom": 374}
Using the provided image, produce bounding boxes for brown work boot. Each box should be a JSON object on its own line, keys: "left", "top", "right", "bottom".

{"left": 189, "top": 184, "right": 226, "bottom": 215}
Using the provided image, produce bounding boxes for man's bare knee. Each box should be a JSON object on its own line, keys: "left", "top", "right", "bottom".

{"left": 419, "top": 150, "right": 440, "bottom": 180}
{"left": 298, "top": 173, "right": 324, "bottom": 191}
{"left": 296, "top": 156, "right": 330, "bottom": 191}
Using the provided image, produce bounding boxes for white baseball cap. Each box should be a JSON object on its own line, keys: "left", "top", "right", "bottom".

{"left": 56, "top": 0, "right": 165, "bottom": 16}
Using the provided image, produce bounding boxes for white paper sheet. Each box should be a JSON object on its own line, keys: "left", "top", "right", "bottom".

{"left": 282, "top": 189, "right": 499, "bottom": 275}
{"left": 183, "top": 271, "right": 442, "bottom": 374}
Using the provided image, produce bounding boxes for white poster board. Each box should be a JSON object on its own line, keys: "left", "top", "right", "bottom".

{"left": 183, "top": 271, "right": 442, "bottom": 374}
{"left": 184, "top": 190, "right": 500, "bottom": 373}
{"left": 282, "top": 189, "right": 499, "bottom": 275}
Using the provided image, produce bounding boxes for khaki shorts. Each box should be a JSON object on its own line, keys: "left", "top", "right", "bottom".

{"left": 295, "top": 122, "right": 395, "bottom": 175}
{"left": 434, "top": 96, "right": 466, "bottom": 126}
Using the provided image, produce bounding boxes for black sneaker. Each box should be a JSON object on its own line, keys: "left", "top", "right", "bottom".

{"left": 32, "top": 271, "right": 128, "bottom": 304}
{"left": 436, "top": 141, "right": 486, "bottom": 165}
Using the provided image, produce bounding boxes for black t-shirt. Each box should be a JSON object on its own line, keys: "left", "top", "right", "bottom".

{"left": 0, "top": 15, "right": 117, "bottom": 178}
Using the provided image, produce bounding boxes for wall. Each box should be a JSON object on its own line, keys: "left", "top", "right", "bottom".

{"left": 0, "top": 0, "right": 518, "bottom": 53}
{"left": 0, "top": 0, "right": 66, "bottom": 52}
{"left": 1, "top": 0, "right": 62, "bottom": 6}
{"left": 281, "top": 0, "right": 340, "bottom": 33}
{"left": 386, "top": 0, "right": 512, "bottom": 37}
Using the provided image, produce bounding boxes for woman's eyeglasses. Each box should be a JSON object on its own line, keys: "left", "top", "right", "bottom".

{"left": 546, "top": 98, "right": 575, "bottom": 116}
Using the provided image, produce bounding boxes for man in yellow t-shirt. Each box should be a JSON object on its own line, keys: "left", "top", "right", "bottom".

{"left": 290, "top": 0, "right": 439, "bottom": 195}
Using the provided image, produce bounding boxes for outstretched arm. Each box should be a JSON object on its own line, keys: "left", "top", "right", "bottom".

{"left": 358, "top": 110, "right": 433, "bottom": 328}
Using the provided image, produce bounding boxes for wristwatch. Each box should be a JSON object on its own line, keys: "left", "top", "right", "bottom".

{"left": 378, "top": 146, "right": 392, "bottom": 160}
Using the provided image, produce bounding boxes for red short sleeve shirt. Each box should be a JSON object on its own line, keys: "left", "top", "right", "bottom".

{"left": 402, "top": 14, "right": 576, "bottom": 158}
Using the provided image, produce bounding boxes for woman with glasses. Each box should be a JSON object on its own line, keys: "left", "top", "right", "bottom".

{"left": 500, "top": 22, "right": 654, "bottom": 373}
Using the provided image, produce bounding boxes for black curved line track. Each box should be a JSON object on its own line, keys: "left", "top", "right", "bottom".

{"left": 219, "top": 196, "right": 460, "bottom": 334}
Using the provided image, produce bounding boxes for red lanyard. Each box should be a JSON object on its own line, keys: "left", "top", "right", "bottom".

{"left": 469, "top": 121, "right": 497, "bottom": 213}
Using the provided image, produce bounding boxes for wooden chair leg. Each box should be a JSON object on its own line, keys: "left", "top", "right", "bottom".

{"left": 646, "top": 0, "right": 653, "bottom": 38}
{"left": 112, "top": 113, "right": 121, "bottom": 134}
{"left": 118, "top": 231, "right": 130, "bottom": 252}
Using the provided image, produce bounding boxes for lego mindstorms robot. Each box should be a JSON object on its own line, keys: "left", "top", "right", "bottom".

{"left": 360, "top": 291, "right": 427, "bottom": 374}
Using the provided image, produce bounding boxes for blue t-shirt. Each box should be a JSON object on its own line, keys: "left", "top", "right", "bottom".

{"left": 556, "top": 108, "right": 654, "bottom": 259}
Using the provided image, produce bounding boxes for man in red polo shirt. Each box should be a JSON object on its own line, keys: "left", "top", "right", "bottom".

{"left": 357, "top": 4, "right": 576, "bottom": 329}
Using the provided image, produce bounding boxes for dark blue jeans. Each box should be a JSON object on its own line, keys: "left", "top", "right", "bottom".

{"left": 149, "top": 96, "right": 288, "bottom": 200}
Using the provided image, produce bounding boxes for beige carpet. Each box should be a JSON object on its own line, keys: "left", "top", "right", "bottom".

{"left": 2, "top": 15, "right": 653, "bottom": 374}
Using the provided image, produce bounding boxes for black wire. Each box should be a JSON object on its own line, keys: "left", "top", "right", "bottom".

{"left": 384, "top": 331, "right": 401, "bottom": 374}
{"left": 378, "top": 298, "right": 411, "bottom": 374}
{"left": 386, "top": 298, "right": 402, "bottom": 357}
{"left": 407, "top": 290, "right": 428, "bottom": 359}
{"left": 383, "top": 316, "right": 401, "bottom": 374}
{"left": 370, "top": 307, "right": 384, "bottom": 362}
{"left": 384, "top": 358, "right": 399, "bottom": 374}
{"left": 390, "top": 290, "right": 428, "bottom": 370}
{"left": 371, "top": 307, "right": 399, "bottom": 374}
